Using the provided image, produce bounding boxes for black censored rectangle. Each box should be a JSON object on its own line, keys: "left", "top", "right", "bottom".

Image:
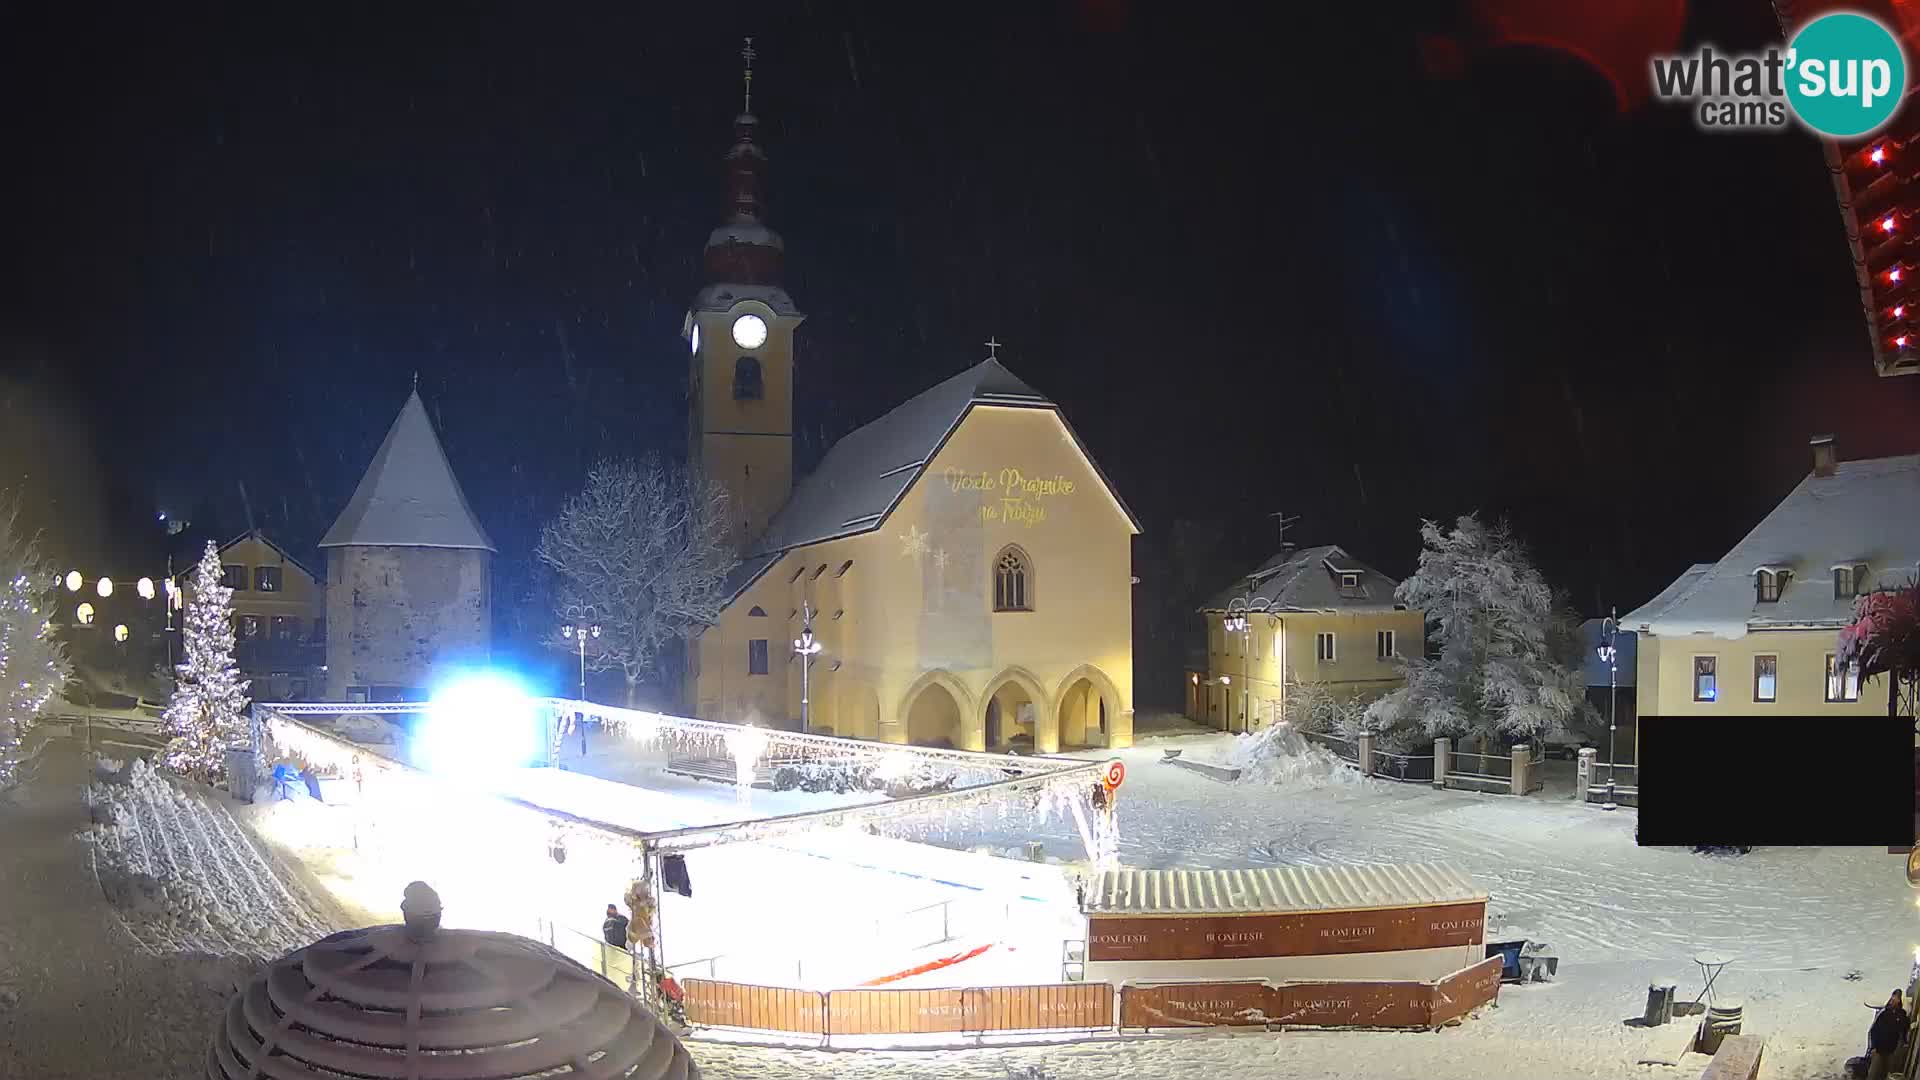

{"left": 1637, "top": 716, "right": 1915, "bottom": 847}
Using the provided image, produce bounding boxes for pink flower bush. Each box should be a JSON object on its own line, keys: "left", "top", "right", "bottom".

{"left": 1838, "top": 578, "right": 1920, "bottom": 682}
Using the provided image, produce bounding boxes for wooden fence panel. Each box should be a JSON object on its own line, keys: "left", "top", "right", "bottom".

{"left": 1429, "top": 955, "right": 1504, "bottom": 1025}
{"left": 1088, "top": 901, "right": 1487, "bottom": 962}
{"left": 1118, "top": 982, "right": 1275, "bottom": 1028}
{"left": 683, "top": 979, "right": 825, "bottom": 1033}
{"left": 965, "top": 983, "right": 1113, "bottom": 1032}
{"left": 827, "top": 988, "right": 971, "bottom": 1035}
{"left": 1273, "top": 979, "right": 1431, "bottom": 1029}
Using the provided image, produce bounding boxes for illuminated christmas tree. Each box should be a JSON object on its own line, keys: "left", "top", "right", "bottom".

{"left": 0, "top": 497, "right": 72, "bottom": 788}
{"left": 163, "top": 541, "right": 251, "bottom": 783}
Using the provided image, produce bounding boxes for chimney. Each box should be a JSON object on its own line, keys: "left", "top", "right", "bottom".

{"left": 1810, "top": 434, "right": 1838, "bottom": 478}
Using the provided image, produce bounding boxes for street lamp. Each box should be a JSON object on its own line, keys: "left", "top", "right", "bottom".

{"left": 559, "top": 619, "right": 601, "bottom": 703}
{"left": 1596, "top": 608, "right": 1620, "bottom": 811}
{"left": 793, "top": 602, "right": 823, "bottom": 732}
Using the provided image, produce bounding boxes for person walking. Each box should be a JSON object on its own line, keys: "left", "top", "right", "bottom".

{"left": 1868, "top": 989, "right": 1910, "bottom": 1080}
{"left": 601, "top": 903, "right": 630, "bottom": 949}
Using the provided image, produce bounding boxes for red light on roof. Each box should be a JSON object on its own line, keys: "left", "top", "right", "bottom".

{"left": 1884, "top": 217, "right": 1898, "bottom": 233}
{"left": 1899, "top": 335, "right": 1910, "bottom": 347}
{"left": 1897, "top": 305, "right": 1907, "bottom": 318}
{"left": 1873, "top": 146, "right": 1888, "bottom": 164}
{"left": 1893, "top": 268, "right": 1905, "bottom": 283}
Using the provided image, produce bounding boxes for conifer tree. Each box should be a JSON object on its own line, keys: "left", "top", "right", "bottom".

{"left": 0, "top": 497, "right": 72, "bottom": 787}
{"left": 163, "top": 542, "right": 251, "bottom": 782}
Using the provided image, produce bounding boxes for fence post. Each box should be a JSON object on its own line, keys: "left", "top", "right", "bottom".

{"left": 1433, "top": 737, "right": 1450, "bottom": 790}
{"left": 1576, "top": 747, "right": 1594, "bottom": 802}
{"left": 1510, "top": 744, "right": 1528, "bottom": 796}
{"left": 1357, "top": 733, "right": 1375, "bottom": 776}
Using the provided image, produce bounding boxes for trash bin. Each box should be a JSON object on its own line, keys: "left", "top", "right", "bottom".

{"left": 225, "top": 748, "right": 257, "bottom": 804}
{"left": 1644, "top": 982, "right": 1677, "bottom": 1027}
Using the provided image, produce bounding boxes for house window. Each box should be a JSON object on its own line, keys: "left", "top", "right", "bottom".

{"left": 1341, "top": 572, "right": 1359, "bottom": 589}
{"left": 272, "top": 616, "right": 298, "bottom": 641}
{"left": 254, "top": 566, "right": 283, "bottom": 592}
{"left": 222, "top": 564, "right": 248, "bottom": 591}
{"left": 1316, "top": 631, "right": 1336, "bottom": 662}
{"left": 1376, "top": 629, "right": 1395, "bottom": 659}
{"left": 993, "top": 547, "right": 1032, "bottom": 611}
{"left": 1834, "top": 565, "right": 1856, "bottom": 599}
{"left": 1753, "top": 655, "right": 1777, "bottom": 702}
{"left": 237, "top": 614, "right": 263, "bottom": 641}
{"left": 748, "top": 639, "right": 769, "bottom": 675}
{"left": 1755, "top": 569, "right": 1788, "bottom": 602}
{"left": 313, "top": 618, "right": 326, "bottom": 641}
{"left": 1826, "top": 654, "right": 1861, "bottom": 702}
{"left": 733, "top": 355, "right": 764, "bottom": 400}
{"left": 1692, "top": 656, "right": 1718, "bottom": 702}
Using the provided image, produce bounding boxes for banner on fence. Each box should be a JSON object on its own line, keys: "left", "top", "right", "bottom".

{"left": 1118, "top": 981, "right": 1274, "bottom": 1028}
{"left": 1271, "top": 979, "right": 1430, "bottom": 1028}
{"left": 684, "top": 979, "right": 826, "bottom": 1033}
{"left": 828, "top": 988, "right": 972, "bottom": 1035}
{"left": 824, "top": 984, "right": 1114, "bottom": 1035}
{"left": 1087, "top": 900, "right": 1487, "bottom": 962}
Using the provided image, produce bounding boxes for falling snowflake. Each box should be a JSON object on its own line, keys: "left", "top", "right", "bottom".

{"left": 899, "top": 526, "right": 930, "bottom": 559}
{"left": 933, "top": 547, "right": 950, "bottom": 570}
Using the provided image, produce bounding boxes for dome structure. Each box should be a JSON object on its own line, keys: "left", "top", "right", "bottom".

{"left": 208, "top": 882, "right": 698, "bottom": 1080}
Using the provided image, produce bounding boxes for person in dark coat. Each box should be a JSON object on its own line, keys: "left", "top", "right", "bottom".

{"left": 601, "top": 904, "right": 630, "bottom": 949}
{"left": 1869, "top": 989, "right": 1910, "bottom": 1080}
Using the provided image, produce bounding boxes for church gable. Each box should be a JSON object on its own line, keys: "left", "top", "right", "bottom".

{"left": 910, "top": 405, "right": 1138, "bottom": 540}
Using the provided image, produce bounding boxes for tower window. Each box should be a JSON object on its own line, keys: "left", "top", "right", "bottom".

{"left": 733, "top": 355, "right": 764, "bottom": 400}
{"left": 993, "top": 546, "right": 1032, "bottom": 612}
{"left": 748, "top": 639, "right": 769, "bottom": 675}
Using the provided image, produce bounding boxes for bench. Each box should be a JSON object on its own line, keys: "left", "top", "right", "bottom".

{"left": 1699, "top": 1034, "right": 1763, "bottom": 1080}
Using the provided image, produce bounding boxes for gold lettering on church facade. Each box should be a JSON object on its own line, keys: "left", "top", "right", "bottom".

{"left": 943, "top": 466, "right": 1076, "bottom": 528}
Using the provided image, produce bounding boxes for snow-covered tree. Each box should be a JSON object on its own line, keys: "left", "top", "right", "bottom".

{"left": 1366, "top": 515, "right": 1590, "bottom": 745}
{"left": 535, "top": 457, "right": 736, "bottom": 707}
{"left": 0, "top": 496, "right": 72, "bottom": 787}
{"left": 163, "top": 541, "right": 250, "bottom": 783}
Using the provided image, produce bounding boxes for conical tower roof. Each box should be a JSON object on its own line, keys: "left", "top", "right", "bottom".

{"left": 320, "top": 391, "right": 495, "bottom": 552}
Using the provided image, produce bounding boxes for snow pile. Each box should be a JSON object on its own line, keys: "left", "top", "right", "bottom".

{"left": 331, "top": 712, "right": 397, "bottom": 745}
{"left": 1224, "top": 723, "right": 1369, "bottom": 788}
{"left": 81, "top": 758, "right": 336, "bottom": 958}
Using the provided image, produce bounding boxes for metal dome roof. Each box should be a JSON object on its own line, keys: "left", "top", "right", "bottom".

{"left": 208, "top": 883, "right": 698, "bottom": 1080}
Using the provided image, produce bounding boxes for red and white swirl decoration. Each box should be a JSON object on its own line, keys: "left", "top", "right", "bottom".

{"left": 1102, "top": 759, "right": 1126, "bottom": 793}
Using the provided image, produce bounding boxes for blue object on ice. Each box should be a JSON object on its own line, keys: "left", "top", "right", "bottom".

{"left": 1486, "top": 940, "right": 1527, "bottom": 981}
{"left": 271, "top": 764, "right": 299, "bottom": 801}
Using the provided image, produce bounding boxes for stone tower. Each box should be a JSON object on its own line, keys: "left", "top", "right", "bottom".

{"left": 685, "top": 40, "right": 805, "bottom": 551}
{"left": 319, "top": 390, "right": 494, "bottom": 701}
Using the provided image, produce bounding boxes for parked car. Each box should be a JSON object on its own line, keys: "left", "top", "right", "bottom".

{"left": 1542, "top": 730, "right": 1592, "bottom": 760}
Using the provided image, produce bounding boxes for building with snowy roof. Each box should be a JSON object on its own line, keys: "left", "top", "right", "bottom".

{"left": 1188, "top": 545, "right": 1424, "bottom": 732}
{"left": 680, "top": 62, "right": 1138, "bottom": 753}
{"left": 318, "top": 389, "right": 495, "bottom": 701}
{"left": 1623, "top": 435, "right": 1918, "bottom": 721}
{"left": 176, "top": 529, "right": 327, "bottom": 701}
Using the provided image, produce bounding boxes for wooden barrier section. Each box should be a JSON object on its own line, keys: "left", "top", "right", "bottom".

{"left": 1088, "top": 900, "right": 1487, "bottom": 962}
{"left": 1699, "top": 1034, "right": 1764, "bottom": 1080}
{"left": 1119, "top": 981, "right": 1274, "bottom": 1028}
{"left": 967, "top": 983, "right": 1113, "bottom": 1032}
{"left": 683, "top": 979, "right": 825, "bottom": 1034}
{"left": 828, "top": 988, "right": 971, "bottom": 1035}
{"left": 1430, "top": 955, "right": 1504, "bottom": 1025}
{"left": 1273, "top": 979, "right": 1430, "bottom": 1029}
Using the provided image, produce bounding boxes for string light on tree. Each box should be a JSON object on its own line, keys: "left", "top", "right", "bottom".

{"left": 162, "top": 541, "right": 252, "bottom": 784}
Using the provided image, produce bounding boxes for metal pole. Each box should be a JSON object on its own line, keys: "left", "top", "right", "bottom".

{"left": 1604, "top": 609, "right": 1618, "bottom": 811}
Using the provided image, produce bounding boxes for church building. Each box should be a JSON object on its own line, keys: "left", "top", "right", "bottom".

{"left": 685, "top": 53, "right": 1139, "bottom": 752}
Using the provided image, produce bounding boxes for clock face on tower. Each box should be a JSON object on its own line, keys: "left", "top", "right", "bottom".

{"left": 731, "top": 314, "right": 768, "bottom": 350}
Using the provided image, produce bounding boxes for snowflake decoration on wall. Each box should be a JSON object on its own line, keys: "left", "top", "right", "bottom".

{"left": 899, "top": 526, "right": 930, "bottom": 559}
{"left": 933, "top": 548, "right": 950, "bottom": 570}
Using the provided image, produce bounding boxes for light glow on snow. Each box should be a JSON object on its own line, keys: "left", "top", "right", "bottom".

{"left": 415, "top": 671, "right": 544, "bottom": 776}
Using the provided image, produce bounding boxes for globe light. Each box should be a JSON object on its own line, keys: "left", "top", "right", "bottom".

{"left": 65, "top": 571, "right": 81, "bottom": 592}
{"left": 114, "top": 624, "right": 129, "bottom": 642}
{"left": 76, "top": 602, "right": 95, "bottom": 626}
{"left": 137, "top": 577, "right": 156, "bottom": 600}
{"left": 97, "top": 577, "right": 113, "bottom": 598}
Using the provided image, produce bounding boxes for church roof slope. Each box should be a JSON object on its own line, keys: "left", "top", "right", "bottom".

{"left": 1621, "top": 452, "right": 1920, "bottom": 639}
{"left": 1200, "top": 544, "right": 1405, "bottom": 613}
{"left": 319, "top": 391, "right": 496, "bottom": 552}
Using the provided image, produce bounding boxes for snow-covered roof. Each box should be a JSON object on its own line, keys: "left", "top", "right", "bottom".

{"left": 1083, "top": 863, "right": 1486, "bottom": 916}
{"left": 692, "top": 283, "right": 802, "bottom": 316}
{"left": 723, "top": 358, "right": 1142, "bottom": 600}
{"left": 1200, "top": 545, "right": 1403, "bottom": 613}
{"left": 319, "top": 391, "right": 496, "bottom": 552}
{"left": 1622, "top": 453, "right": 1920, "bottom": 640}
{"left": 706, "top": 221, "right": 784, "bottom": 252}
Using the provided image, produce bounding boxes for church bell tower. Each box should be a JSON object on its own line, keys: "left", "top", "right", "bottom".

{"left": 686, "top": 37, "right": 803, "bottom": 551}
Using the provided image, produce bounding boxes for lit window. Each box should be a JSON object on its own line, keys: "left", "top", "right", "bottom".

{"left": 238, "top": 615, "right": 263, "bottom": 641}
{"left": 1826, "top": 654, "right": 1861, "bottom": 702}
{"left": 222, "top": 564, "right": 248, "bottom": 591}
{"left": 1376, "top": 629, "right": 1395, "bottom": 659}
{"left": 1753, "top": 655, "right": 1777, "bottom": 702}
{"left": 993, "top": 547, "right": 1031, "bottom": 612}
{"left": 254, "top": 566, "right": 282, "bottom": 592}
{"left": 1316, "top": 632, "right": 1336, "bottom": 663}
{"left": 747, "top": 639, "right": 769, "bottom": 675}
{"left": 1693, "top": 656, "right": 1718, "bottom": 702}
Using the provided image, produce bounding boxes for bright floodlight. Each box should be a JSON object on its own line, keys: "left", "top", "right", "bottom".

{"left": 414, "top": 671, "right": 544, "bottom": 777}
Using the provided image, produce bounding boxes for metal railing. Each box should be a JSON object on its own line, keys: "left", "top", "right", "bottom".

{"left": 1447, "top": 750, "right": 1514, "bottom": 790}
{"left": 1369, "top": 749, "right": 1435, "bottom": 783}
{"left": 1585, "top": 761, "right": 1639, "bottom": 806}
{"left": 1302, "top": 730, "right": 1361, "bottom": 765}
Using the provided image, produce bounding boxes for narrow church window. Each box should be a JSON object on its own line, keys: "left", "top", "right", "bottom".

{"left": 748, "top": 639, "right": 769, "bottom": 675}
{"left": 836, "top": 560, "right": 854, "bottom": 577}
{"left": 733, "top": 355, "right": 764, "bottom": 400}
{"left": 790, "top": 565, "right": 806, "bottom": 584}
{"left": 810, "top": 564, "right": 827, "bottom": 580}
{"left": 993, "top": 547, "right": 1032, "bottom": 612}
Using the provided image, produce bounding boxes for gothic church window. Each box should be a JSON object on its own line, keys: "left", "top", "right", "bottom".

{"left": 733, "top": 355, "right": 763, "bottom": 400}
{"left": 993, "top": 546, "right": 1032, "bottom": 612}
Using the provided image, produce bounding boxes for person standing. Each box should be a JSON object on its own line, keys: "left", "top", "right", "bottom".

{"left": 1869, "top": 989, "right": 1910, "bottom": 1080}
{"left": 601, "top": 903, "right": 630, "bottom": 949}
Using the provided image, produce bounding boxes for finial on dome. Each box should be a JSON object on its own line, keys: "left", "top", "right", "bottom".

{"left": 741, "top": 36, "right": 756, "bottom": 115}
{"left": 401, "top": 881, "right": 442, "bottom": 941}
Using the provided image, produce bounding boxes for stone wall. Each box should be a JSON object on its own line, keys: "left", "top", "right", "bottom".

{"left": 324, "top": 545, "right": 491, "bottom": 698}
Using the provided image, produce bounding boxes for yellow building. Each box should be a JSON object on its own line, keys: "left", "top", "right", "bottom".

{"left": 682, "top": 96, "right": 1139, "bottom": 752}
{"left": 1191, "top": 545, "right": 1425, "bottom": 733}
{"left": 1624, "top": 437, "right": 1918, "bottom": 726}
{"left": 180, "top": 530, "right": 327, "bottom": 700}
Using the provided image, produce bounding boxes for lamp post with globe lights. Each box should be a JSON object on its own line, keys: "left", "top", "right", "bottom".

{"left": 560, "top": 610, "right": 601, "bottom": 757}
{"left": 1596, "top": 608, "right": 1620, "bottom": 811}
{"left": 793, "top": 602, "right": 823, "bottom": 732}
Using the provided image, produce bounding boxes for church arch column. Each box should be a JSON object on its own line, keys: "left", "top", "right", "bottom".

{"left": 980, "top": 666, "right": 1051, "bottom": 753}
{"left": 896, "top": 670, "right": 977, "bottom": 750}
{"left": 1052, "top": 664, "right": 1127, "bottom": 751}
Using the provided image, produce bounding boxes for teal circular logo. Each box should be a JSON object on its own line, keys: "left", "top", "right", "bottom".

{"left": 1786, "top": 13, "right": 1907, "bottom": 137}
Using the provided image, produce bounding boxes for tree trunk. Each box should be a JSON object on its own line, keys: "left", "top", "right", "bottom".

{"left": 625, "top": 675, "right": 640, "bottom": 709}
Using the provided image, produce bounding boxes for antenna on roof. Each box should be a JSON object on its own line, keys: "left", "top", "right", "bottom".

{"left": 741, "top": 36, "right": 757, "bottom": 114}
{"left": 1269, "top": 511, "right": 1300, "bottom": 551}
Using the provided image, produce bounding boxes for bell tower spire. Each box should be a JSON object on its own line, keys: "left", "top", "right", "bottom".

{"left": 686, "top": 37, "right": 804, "bottom": 553}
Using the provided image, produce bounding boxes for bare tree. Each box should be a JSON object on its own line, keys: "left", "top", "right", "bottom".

{"left": 535, "top": 457, "right": 737, "bottom": 707}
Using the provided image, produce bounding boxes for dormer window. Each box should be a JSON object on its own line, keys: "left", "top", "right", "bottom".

{"left": 1755, "top": 568, "right": 1789, "bottom": 603}
{"left": 1340, "top": 572, "right": 1359, "bottom": 589}
{"left": 1834, "top": 562, "right": 1870, "bottom": 599}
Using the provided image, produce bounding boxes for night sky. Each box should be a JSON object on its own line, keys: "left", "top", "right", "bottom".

{"left": 5, "top": 3, "right": 1920, "bottom": 703}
